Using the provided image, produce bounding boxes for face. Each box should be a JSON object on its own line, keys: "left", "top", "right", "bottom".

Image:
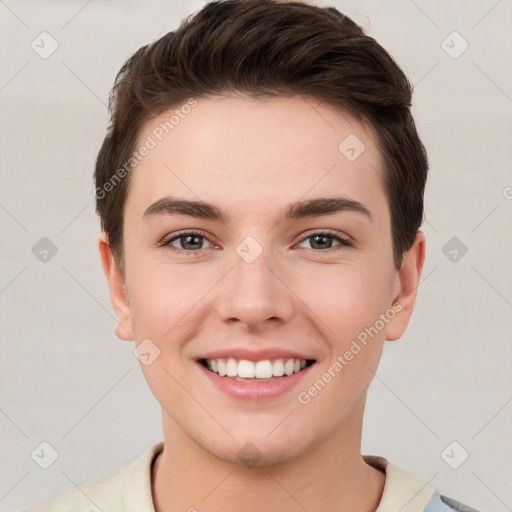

{"left": 100, "top": 95, "right": 424, "bottom": 466}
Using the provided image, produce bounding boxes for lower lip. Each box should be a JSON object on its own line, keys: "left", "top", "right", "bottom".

{"left": 197, "top": 361, "right": 314, "bottom": 401}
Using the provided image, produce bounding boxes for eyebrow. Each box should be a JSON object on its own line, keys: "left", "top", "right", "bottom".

{"left": 143, "top": 195, "right": 372, "bottom": 223}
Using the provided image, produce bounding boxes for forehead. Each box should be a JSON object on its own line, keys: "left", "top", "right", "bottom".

{"left": 125, "top": 95, "right": 387, "bottom": 223}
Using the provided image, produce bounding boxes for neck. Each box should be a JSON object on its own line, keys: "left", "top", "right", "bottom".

{"left": 152, "top": 399, "right": 385, "bottom": 512}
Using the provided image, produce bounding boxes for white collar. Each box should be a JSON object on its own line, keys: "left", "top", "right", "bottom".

{"left": 363, "top": 454, "right": 435, "bottom": 512}
{"left": 122, "top": 442, "right": 435, "bottom": 512}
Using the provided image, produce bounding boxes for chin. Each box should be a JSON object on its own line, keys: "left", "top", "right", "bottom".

{"left": 197, "top": 421, "right": 324, "bottom": 468}
{"left": 206, "top": 439, "right": 306, "bottom": 468}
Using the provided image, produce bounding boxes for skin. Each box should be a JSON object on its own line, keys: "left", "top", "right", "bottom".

{"left": 99, "top": 95, "right": 425, "bottom": 512}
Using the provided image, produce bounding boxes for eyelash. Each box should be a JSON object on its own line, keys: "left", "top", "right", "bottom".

{"left": 158, "top": 229, "right": 353, "bottom": 255}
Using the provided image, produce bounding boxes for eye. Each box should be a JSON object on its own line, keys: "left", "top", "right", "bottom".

{"left": 160, "top": 230, "right": 213, "bottom": 253}
{"left": 159, "top": 229, "right": 352, "bottom": 255}
{"left": 296, "top": 230, "right": 352, "bottom": 251}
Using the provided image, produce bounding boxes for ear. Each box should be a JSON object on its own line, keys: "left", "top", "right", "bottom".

{"left": 98, "top": 232, "right": 134, "bottom": 341}
{"left": 385, "top": 231, "right": 426, "bottom": 341}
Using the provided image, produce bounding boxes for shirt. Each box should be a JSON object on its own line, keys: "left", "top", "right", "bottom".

{"left": 26, "top": 441, "right": 480, "bottom": 512}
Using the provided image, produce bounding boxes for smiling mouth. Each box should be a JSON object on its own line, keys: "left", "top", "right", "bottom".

{"left": 199, "top": 357, "right": 316, "bottom": 382}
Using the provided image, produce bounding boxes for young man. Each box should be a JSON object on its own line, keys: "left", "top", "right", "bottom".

{"left": 29, "top": 1, "right": 479, "bottom": 511}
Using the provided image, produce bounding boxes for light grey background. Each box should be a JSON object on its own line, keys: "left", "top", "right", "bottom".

{"left": 1, "top": 0, "right": 511, "bottom": 510}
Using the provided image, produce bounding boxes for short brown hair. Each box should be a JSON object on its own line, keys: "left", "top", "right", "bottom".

{"left": 94, "top": 0, "right": 428, "bottom": 274}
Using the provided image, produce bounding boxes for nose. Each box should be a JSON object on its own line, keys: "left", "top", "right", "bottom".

{"left": 216, "top": 240, "right": 295, "bottom": 330}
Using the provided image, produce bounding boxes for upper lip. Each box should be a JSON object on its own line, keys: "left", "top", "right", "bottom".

{"left": 197, "top": 348, "right": 315, "bottom": 362}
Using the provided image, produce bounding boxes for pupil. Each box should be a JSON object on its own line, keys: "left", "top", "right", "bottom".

{"left": 184, "top": 235, "right": 201, "bottom": 249}
{"left": 312, "top": 234, "right": 331, "bottom": 249}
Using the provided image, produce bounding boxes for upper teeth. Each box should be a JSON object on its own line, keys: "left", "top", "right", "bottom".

{"left": 206, "top": 358, "right": 308, "bottom": 378}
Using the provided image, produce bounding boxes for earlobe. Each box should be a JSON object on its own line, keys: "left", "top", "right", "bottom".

{"left": 385, "top": 231, "right": 426, "bottom": 342}
{"left": 98, "top": 232, "right": 134, "bottom": 342}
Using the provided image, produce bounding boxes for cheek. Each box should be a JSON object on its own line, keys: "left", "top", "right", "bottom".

{"left": 128, "top": 264, "right": 207, "bottom": 338}
{"left": 291, "top": 262, "right": 393, "bottom": 342}
{"left": 128, "top": 256, "right": 394, "bottom": 348}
